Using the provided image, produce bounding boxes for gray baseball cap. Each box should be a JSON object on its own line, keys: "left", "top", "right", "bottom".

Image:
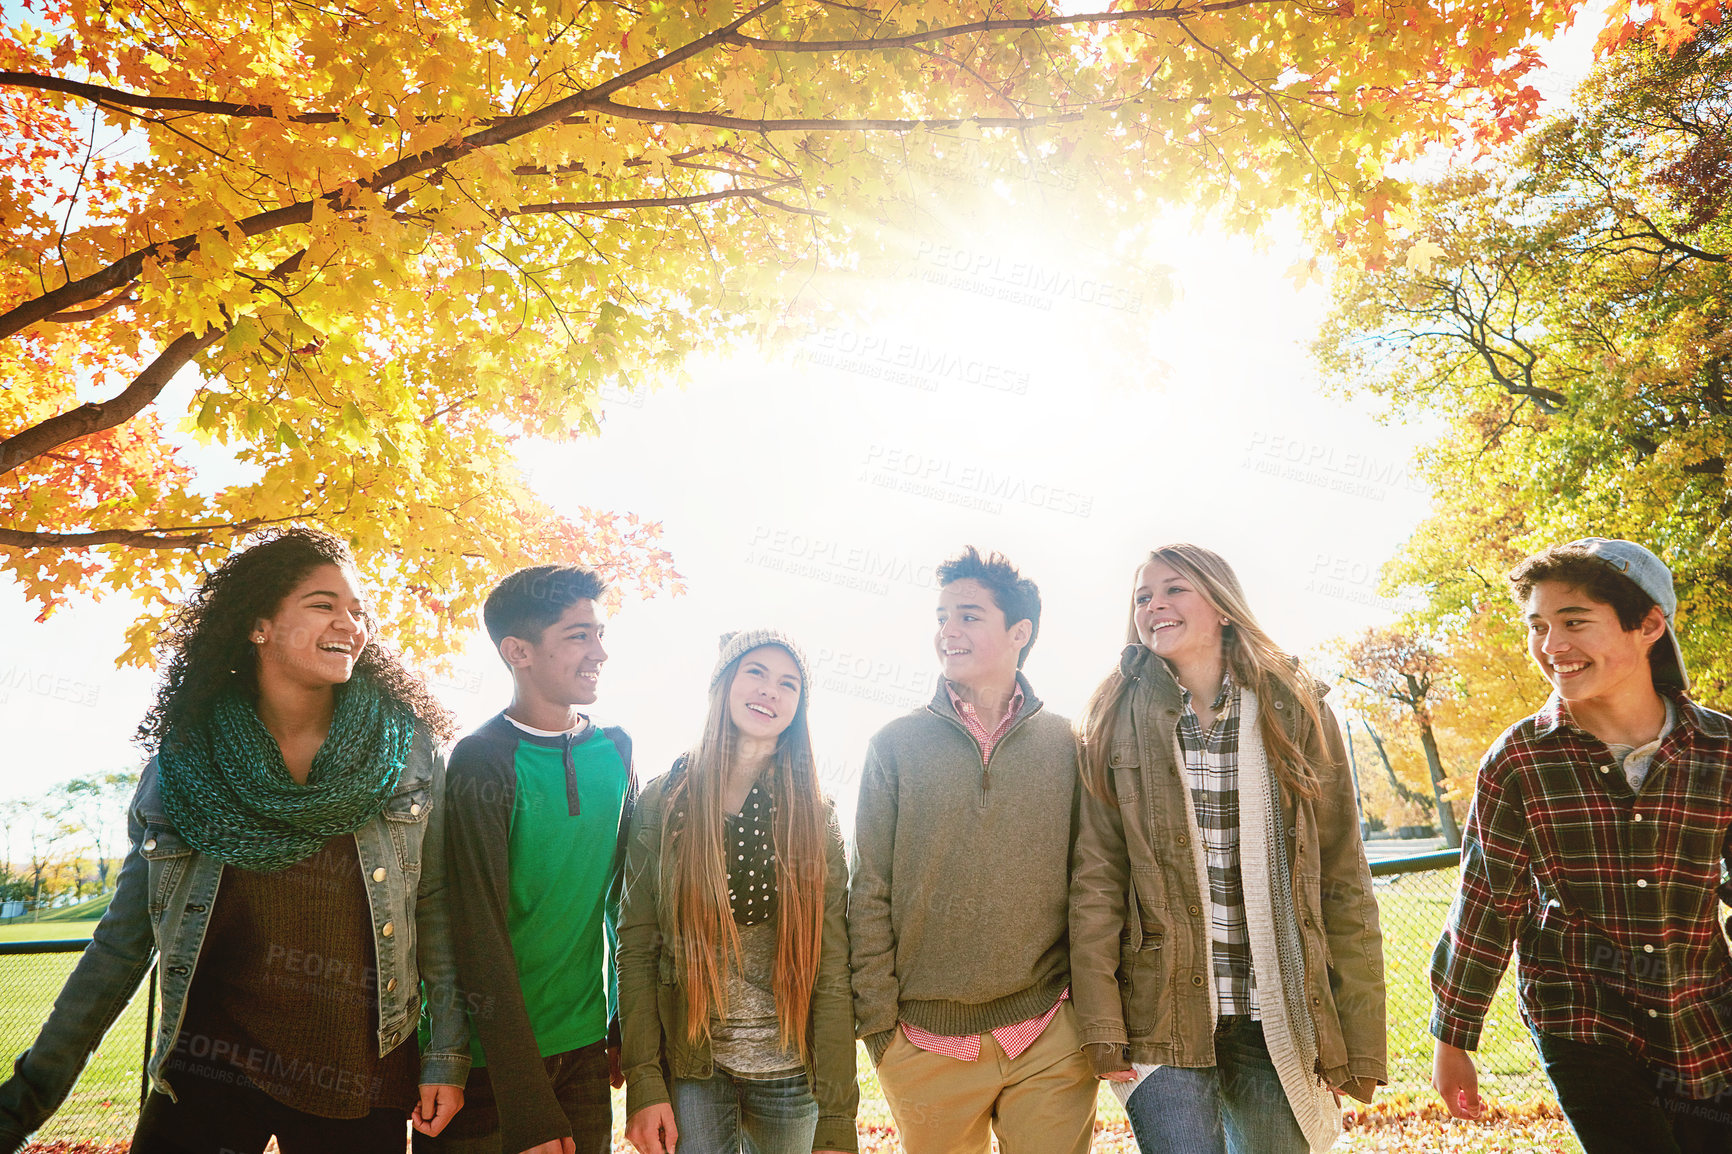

{"left": 1566, "top": 537, "right": 1688, "bottom": 692}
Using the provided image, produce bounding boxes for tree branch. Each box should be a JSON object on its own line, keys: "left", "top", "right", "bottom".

{"left": 0, "top": 523, "right": 258, "bottom": 550}
{"left": 0, "top": 70, "right": 343, "bottom": 122}
{"left": 592, "top": 98, "right": 1088, "bottom": 133}
{"left": 0, "top": 2, "right": 783, "bottom": 341}
{"left": 0, "top": 320, "right": 232, "bottom": 475}
{"left": 512, "top": 184, "right": 821, "bottom": 216}
{"left": 720, "top": 2, "right": 1266, "bottom": 51}
{"left": 46, "top": 288, "right": 136, "bottom": 323}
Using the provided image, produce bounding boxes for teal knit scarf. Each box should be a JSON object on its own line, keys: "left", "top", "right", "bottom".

{"left": 158, "top": 673, "right": 416, "bottom": 872}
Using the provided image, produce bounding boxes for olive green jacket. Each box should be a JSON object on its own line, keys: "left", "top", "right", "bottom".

{"left": 617, "top": 769, "right": 859, "bottom": 1153}
{"left": 1070, "top": 646, "right": 1387, "bottom": 1095}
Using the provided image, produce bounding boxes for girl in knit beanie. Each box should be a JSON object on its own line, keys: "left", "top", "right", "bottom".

{"left": 618, "top": 630, "right": 859, "bottom": 1154}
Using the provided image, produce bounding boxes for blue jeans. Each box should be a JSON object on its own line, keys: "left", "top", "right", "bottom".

{"left": 670, "top": 1070, "right": 819, "bottom": 1154}
{"left": 1533, "top": 1031, "right": 1732, "bottom": 1154}
{"left": 1123, "top": 1017, "right": 1307, "bottom": 1154}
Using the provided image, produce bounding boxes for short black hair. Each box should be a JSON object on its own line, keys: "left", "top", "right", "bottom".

{"left": 483, "top": 565, "right": 607, "bottom": 647}
{"left": 936, "top": 546, "right": 1041, "bottom": 667}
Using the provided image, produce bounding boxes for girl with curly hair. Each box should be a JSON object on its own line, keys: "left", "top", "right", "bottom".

{"left": 0, "top": 527, "right": 471, "bottom": 1154}
{"left": 618, "top": 630, "right": 857, "bottom": 1154}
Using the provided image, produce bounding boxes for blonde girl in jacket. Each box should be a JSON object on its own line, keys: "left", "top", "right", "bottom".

{"left": 1070, "top": 544, "right": 1386, "bottom": 1154}
{"left": 618, "top": 630, "right": 857, "bottom": 1154}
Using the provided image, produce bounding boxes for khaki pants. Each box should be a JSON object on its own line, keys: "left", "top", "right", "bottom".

{"left": 875, "top": 1000, "right": 1098, "bottom": 1154}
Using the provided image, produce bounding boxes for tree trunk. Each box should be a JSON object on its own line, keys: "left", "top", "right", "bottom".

{"left": 1417, "top": 718, "right": 1463, "bottom": 847}
{"left": 1362, "top": 723, "right": 1434, "bottom": 812}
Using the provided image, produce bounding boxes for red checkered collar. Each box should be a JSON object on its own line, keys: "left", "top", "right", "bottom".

{"left": 944, "top": 680, "right": 1025, "bottom": 726}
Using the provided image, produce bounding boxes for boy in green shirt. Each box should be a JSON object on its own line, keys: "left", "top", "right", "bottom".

{"left": 419, "top": 565, "right": 635, "bottom": 1154}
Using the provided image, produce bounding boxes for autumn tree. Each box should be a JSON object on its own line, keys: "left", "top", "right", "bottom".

{"left": 1335, "top": 627, "right": 1468, "bottom": 846}
{"left": 1331, "top": 610, "right": 1548, "bottom": 841}
{"left": 0, "top": 0, "right": 1594, "bottom": 662}
{"left": 1317, "top": 23, "right": 1732, "bottom": 701}
{"left": 1344, "top": 717, "right": 1434, "bottom": 831}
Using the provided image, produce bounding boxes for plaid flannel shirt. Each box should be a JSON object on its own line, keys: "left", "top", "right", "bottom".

{"left": 1176, "top": 671, "right": 1258, "bottom": 1017}
{"left": 1431, "top": 691, "right": 1732, "bottom": 1096}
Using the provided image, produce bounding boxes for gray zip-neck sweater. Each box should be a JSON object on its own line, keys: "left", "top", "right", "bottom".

{"left": 848, "top": 673, "right": 1081, "bottom": 1057}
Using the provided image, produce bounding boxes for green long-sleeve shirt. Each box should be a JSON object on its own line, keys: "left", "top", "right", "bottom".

{"left": 444, "top": 712, "right": 634, "bottom": 1154}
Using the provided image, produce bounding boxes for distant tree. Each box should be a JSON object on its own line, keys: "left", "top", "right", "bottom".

{"left": 1335, "top": 627, "right": 1465, "bottom": 847}
{"left": 1317, "top": 26, "right": 1732, "bottom": 701}
{"left": 20, "top": 800, "right": 75, "bottom": 907}
{"left": 53, "top": 768, "right": 141, "bottom": 890}
{"left": 0, "top": 797, "right": 25, "bottom": 900}
{"left": 1332, "top": 613, "right": 1548, "bottom": 845}
{"left": 1346, "top": 716, "right": 1434, "bottom": 830}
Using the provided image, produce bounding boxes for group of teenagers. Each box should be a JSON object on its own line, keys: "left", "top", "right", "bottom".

{"left": 0, "top": 527, "right": 1726, "bottom": 1154}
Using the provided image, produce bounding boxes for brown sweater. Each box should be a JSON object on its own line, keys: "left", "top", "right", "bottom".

{"left": 175, "top": 835, "right": 418, "bottom": 1118}
{"left": 848, "top": 675, "right": 1081, "bottom": 1057}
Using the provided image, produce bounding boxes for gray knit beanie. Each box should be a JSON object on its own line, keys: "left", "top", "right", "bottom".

{"left": 711, "top": 628, "right": 812, "bottom": 696}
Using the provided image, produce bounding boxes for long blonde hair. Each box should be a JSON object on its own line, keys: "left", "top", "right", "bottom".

{"left": 663, "top": 651, "right": 826, "bottom": 1059}
{"left": 1078, "top": 544, "right": 1325, "bottom": 804}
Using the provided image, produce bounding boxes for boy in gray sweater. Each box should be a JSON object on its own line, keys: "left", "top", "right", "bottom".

{"left": 848, "top": 547, "right": 1095, "bottom": 1154}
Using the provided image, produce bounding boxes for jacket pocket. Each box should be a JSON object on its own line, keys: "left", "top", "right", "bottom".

{"left": 382, "top": 783, "right": 432, "bottom": 871}
{"left": 1110, "top": 743, "right": 1141, "bottom": 801}
{"left": 1119, "top": 889, "right": 1170, "bottom": 1043}
{"left": 1119, "top": 947, "right": 1171, "bottom": 1042}
{"left": 140, "top": 824, "right": 194, "bottom": 917}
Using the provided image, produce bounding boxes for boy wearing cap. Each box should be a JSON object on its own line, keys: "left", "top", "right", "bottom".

{"left": 848, "top": 547, "right": 1096, "bottom": 1154}
{"left": 420, "top": 565, "right": 636, "bottom": 1154}
{"left": 1431, "top": 538, "right": 1732, "bottom": 1152}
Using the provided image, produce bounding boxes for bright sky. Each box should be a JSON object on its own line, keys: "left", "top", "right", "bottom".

{"left": 2, "top": 213, "right": 1435, "bottom": 826}
{"left": 0, "top": 9, "right": 1604, "bottom": 833}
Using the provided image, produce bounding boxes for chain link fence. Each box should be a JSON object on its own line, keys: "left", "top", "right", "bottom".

{"left": 0, "top": 940, "right": 150, "bottom": 1149}
{"left": 4, "top": 854, "right": 1550, "bottom": 1148}
{"left": 1370, "top": 849, "right": 1553, "bottom": 1104}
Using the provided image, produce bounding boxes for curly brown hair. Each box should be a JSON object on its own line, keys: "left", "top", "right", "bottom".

{"left": 137, "top": 527, "right": 456, "bottom": 748}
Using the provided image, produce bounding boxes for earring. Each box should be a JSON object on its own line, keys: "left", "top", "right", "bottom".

{"left": 252, "top": 633, "right": 265, "bottom": 643}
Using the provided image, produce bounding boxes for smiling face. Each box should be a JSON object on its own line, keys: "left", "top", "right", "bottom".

{"left": 503, "top": 597, "right": 608, "bottom": 708}
{"left": 1134, "top": 559, "right": 1226, "bottom": 670}
{"left": 935, "top": 578, "right": 1030, "bottom": 691}
{"left": 1524, "top": 579, "right": 1667, "bottom": 707}
{"left": 726, "top": 645, "right": 804, "bottom": 743}
{"left": 254, "top": 563, "right": 371, "bottom": 689}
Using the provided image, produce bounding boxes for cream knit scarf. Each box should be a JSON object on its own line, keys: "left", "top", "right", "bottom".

{"left": 1239, "top": 686, "right": 1341, "bottom": 1152}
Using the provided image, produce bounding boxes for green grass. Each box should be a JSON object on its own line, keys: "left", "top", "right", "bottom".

{"left": 0, "top": 921, "right": 98, "bottom": 943}
{"left": 1374, "top": 870, "right": 1546, "bottom": 1105}
{"left": 35, "top": 892, "right": 117, "bottom": 923}
{"left": 1, "top": 868, "right": 1540, "bottom": 1148}
{"left": 1, "top": 934, "right": 149, "bottom": 1144}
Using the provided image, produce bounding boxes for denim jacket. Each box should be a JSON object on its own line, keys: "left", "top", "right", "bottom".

{"left": 0, "top": 724, "right": 469, "bottom": 1151}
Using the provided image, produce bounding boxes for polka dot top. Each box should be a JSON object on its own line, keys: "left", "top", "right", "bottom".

{"left": 723, "top": 780, "right": 778, "bottom": 927}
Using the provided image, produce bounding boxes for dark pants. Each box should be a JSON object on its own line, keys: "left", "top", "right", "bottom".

{"left": 1535, "top": 1031, "right": 1732, "bottom": 1154}
{"left": 131, "top": 1064, "right": 408, "bottom": 1154}
{"left": 412, "top": 1039, "right": 611, "bottom": 1154}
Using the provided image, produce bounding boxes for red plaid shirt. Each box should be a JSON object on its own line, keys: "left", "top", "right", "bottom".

{"left": 1431, "top": 691, "right": 1732, "bottom": 1096}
